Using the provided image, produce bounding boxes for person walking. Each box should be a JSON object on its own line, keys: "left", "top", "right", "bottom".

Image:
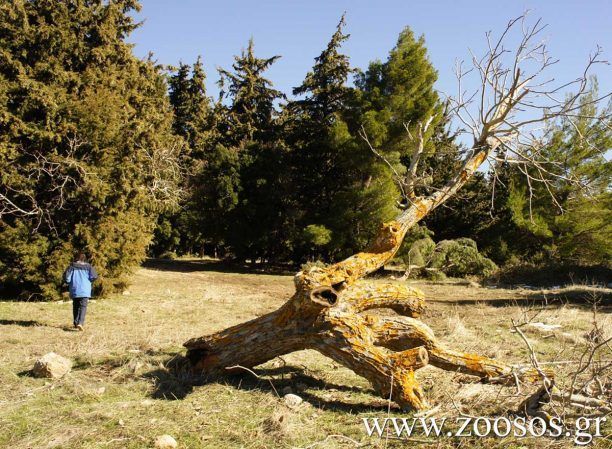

{"left": 64, "top": 252, "right": 98, "bottom": 331}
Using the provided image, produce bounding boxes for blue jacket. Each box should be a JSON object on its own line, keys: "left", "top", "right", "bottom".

{"left": 64, "top": 262, "right": 98, "bottom": 299}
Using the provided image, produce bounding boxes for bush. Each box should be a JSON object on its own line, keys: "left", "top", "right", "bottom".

{"left": 159, "top": 251, "right": 178, "bottom": 260}
{"left": 430, "top": 238, "right": 497, "bottom": 278}
{"left": 407, "top": 237, "right": 436, "bottom": 266}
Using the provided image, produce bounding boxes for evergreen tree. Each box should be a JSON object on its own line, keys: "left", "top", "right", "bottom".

{"left": 0, "top": 0, "right": 181, "bottom": 299}
{"left": 356, "top": 27, "right": 442, "bottom": 171}
{"left": 151, "top": 58, "right": 213, "bottom": 257}
{"left": 195, "top": 40, "right": 286, "bottom": 260}
{"left": 354, "top": 27, "right": 444, "bottom": 257}
{"left": 218, "top": 39, "right": 282, "bottom": 145}
{"left": 287, "top": 15, "right": 349, "bottom": 259}
{"left": 506, "top": 82, "right": 611, "bottom": 265}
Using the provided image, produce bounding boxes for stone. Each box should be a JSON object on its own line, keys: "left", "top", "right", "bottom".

{"left": 283, "top": 393, "right": 303, "bottom": 408}
{"left": 154, "top": 434, "right": 177, "bottom": 449}
{"left": 281, "top": 386, "right": 292, "bottom": 395}
{"left": 526, "top": 322, "right": 562, "bottom": 332}
{"left": 32, "top": 352, "right": 72, "bottom": 378}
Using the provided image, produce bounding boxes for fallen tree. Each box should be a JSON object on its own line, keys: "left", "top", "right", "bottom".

{"left": 184, "top": 15, "right": 608, "bottom": 410}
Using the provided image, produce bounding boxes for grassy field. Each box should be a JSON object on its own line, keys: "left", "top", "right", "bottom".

{"left": 1, "top": 259, "right": 610, "bottom": 448}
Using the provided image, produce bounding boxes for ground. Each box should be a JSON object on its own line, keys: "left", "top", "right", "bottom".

{"left": 0, "top": 259, "right": 610, "bottom": 448}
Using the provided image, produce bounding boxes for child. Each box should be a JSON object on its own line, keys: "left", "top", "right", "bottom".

{"left": 64, "top": 253, "right": 98, "bottom": 330}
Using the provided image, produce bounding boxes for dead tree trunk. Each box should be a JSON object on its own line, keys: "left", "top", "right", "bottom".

{"left": 184, "top": 155, "right": 525, "bottom": 411}
{"left": 184, "top": 14, "right": 606, "bottom": 410}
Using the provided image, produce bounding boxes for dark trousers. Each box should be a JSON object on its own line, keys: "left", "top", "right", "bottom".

{"left": 72, "top": 297, "right": 89, "bottom": 326}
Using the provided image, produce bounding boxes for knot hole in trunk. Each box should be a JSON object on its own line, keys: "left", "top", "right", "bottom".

{"left": 310, "top": 286, "right": 339, "bottom": 306}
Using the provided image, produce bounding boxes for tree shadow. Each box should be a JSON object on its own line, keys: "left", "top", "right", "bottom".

{"left": 0, "top": 319, "right": 46, "bottom": 327}
{"left": 0, "top": 319, "right": 75, "bottom": 331}
{"left": 430, "top": 288, "right": 611, "bottom": 310}
{"left": 142, "top": 258, "right": 294, "bottom": 276}
{"left": 144, "top": 356, "right": 396, "bottom": 413}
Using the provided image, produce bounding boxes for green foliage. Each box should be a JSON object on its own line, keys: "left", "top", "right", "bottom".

{"left": 299, "top": 259, "right": 330, "bottom": 272}
{"left": 302, "top": 224, "right": 332, "bottom": 247}
{"left": 151, "top": 58, "right": 214, "bottom": 257}
{"left": 3, "top": 4, "right": 603, "bottom": 293}
{"left": 0, "top": 0, "right": 180, "bottom": 299}
{"left": 504, "top": 82, "right": 611, "bottom": 265}
{"left": 394, "top": 225, "right": 434, "bottom": 265}
{"left": 554, "top": 192, "right": 611, "bottom": 263}
{"left": 215, "top": 40, "right": 288, "bottom": 261}
{"left": 285, "top": 16, "right": 400, "bottom": 261}
{"left": 407, "top": 237, "right": 436, "bottom": 267}
{"left": 429, "top": 238, "right": 498, "bottom": 278}
{"left": 356, "top": 27, "right": 442, "bottom": 165}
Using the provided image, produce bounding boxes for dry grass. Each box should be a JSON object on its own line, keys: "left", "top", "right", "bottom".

{"left": 0, "top": 259, "right": 610, "bottom": 448}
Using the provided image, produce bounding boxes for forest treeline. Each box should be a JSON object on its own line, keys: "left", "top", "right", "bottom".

{"left": 1, "top": 1, "right": 610, "bottom": 299}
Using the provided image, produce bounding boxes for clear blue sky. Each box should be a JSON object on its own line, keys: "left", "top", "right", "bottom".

{"left": 130, "top": 0, "right": 611, "bottom": 101}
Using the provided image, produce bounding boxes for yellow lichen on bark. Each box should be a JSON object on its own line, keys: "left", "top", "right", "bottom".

{"left": 296, "top": 221, "right": 407, "bottom": 290}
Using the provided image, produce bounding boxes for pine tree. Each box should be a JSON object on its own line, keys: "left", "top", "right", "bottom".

{"left": 506, "top": 81, "right": 612, "bottom": 265}
{"left": 0, "top": 0, "right": 181, "bottom": 299}
{"left": 194, "top": 39, "right": 286, "bottom": 260}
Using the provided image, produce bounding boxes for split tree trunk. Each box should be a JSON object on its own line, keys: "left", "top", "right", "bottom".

{"left": 185, "top": 138, "right": 548, "bottom": 411}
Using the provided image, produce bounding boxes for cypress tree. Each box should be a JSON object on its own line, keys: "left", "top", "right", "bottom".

{"left": 0, "top": 0, "right": 181, "bottom": 299}
{"left": 357, "top": 27, "right": 442, "bottom": 167}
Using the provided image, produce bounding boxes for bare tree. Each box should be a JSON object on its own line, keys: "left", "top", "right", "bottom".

{"left": 184, "top": 14, "right": 610, "bottom": 411}
{"left": 0, "top": 136, "right": 92, "bottom": 231}
{"left": 0, "top": 135, "right": 184, "bottom": 230}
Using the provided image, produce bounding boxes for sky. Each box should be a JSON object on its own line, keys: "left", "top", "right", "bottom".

{"left": 130, "top": 0, "right": 611, "bottom": 103}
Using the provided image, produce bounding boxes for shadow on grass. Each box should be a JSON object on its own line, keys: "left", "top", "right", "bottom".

{"left": 0, "top": 319, "right": 78, "bottom": 331}
{"left": 0, "top": 319, "right": 47, "bottom": 327}
{"left": 430, "top": 287, "right": 611, "bottom": 310}
{"left": 144, "top": 356, "right": 396, "bottom": 413}
{"left": 142, "top": 258, "right": 294, "bottom": 276}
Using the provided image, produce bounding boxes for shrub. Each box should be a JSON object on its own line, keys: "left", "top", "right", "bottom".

{"left": 430, "top": 238, "right": 497, "bottom": 278}
{"left": 407, "top": 237, "right": 436, "bottom": 267}
{"left": 300, "top": 260, "right": 329, "bottom": 272}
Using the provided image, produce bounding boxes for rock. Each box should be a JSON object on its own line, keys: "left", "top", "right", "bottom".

{"left": 154, "top": 434, "right": 177, "bottom": 449}
{"left": 32, "top": 352, "right": 72, "bottom": 378}
{"left": 122, "top": 290, "right": 131, "bottom": 296}
{"left": 281, "top": 386, "right": 293, "bottom": 395}
{"left": 283, "top": 393, "right": 303, "bottom": 408}
{"left": 526, "top": 322, "right": 562, "bottom": 332}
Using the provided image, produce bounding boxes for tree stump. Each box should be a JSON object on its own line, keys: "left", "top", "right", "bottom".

{"left": 184, "top": 219, "right": 546, "bottom": 411}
